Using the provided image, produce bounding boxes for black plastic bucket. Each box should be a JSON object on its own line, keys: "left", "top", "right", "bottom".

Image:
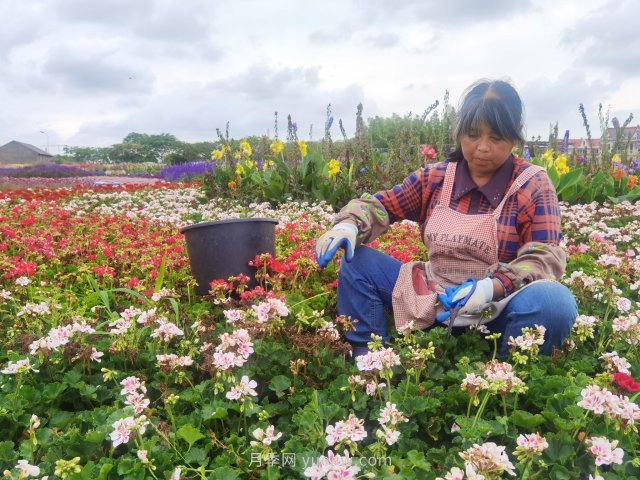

{"left": 180, "top": 218, "right": 278, "bottom": 295}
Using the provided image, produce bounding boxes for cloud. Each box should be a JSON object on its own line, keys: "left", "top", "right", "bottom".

{"left": 212, "top": 63, "right": 321, "bottom": 100}
{"left": 563, "top": 0, "right": 640, "bottom": 76}
{"left": 67, "top": 64, "right": 374, "bottom": 146}
{"left": 356, "top": 0, "right": 533, "bottom": 25}
{"left": 365, "top": 33, "right": 399, "bottom": 49}
{"left": 520, "top": 69, "right": 613, "bottom": 139}
{"left": 42, "top": 47, "right": 154, "bottom": 94}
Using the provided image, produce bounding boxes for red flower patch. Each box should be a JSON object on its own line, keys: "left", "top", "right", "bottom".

{"left": 613, "top": 372, "right": 640, "bottom": 393}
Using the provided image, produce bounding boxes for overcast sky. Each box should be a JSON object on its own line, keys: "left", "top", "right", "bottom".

{"left": 1, "top": 0, "right": 639, "bottom": 153}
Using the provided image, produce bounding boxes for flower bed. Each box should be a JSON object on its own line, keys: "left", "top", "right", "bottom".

{"left": 0, "top": 184, "right": 639, "bottom": 479}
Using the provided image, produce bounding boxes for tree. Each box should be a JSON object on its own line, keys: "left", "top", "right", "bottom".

{"left": 122, "top": 132, "right": 179, "bottom": 163}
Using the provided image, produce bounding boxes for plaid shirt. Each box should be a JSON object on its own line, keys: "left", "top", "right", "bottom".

{"left": 335, "top": 156, "right": 566, "bottom": 294}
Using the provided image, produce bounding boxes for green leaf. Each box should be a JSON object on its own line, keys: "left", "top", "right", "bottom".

{"left": 201, "top": 405, "right": 228, "bottom": 420}
{"left": 0, "top": 441, "right": 17, "bottom": 462}
{"left": 177, "top": 424, "right": 206, "bottom": 449}
{"left": 208, "top": 466, "right": 241, "bottom": 480}
{"left": 269, "top": 375, "right": 292, "bottom": 398}
{"left": 406, "top": 450, "right": 430, "bottom": 471}
{"left": 97, "top": 463, "right": 114, "bottom": 480}
{"left": 509, "top": 410, "right": 546, "bottom": 429}
{"left": 184, "top": 446, "right": 208, "bottom": 465}
{"left": 154, "top": 252, "right": 167, "bottom": 292}
{"left": 545, "top": 436, "right": 574, "bottom": 464}
{"left": 42, "top": 381, "right": 68, "bottom": 401}
{"left": 111, "top": 288, "right": 150, "bottom": 305}
{"left": 556, "top": 167, "right": 584, "bottom": 195}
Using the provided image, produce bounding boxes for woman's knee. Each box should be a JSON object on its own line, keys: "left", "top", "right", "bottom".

{"left": 504, "top": 282, "right": 577, "bottom": 352}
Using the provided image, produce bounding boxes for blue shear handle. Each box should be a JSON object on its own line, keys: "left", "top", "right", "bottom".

{"left": 436, "top": 279, "right": 478, "bottom": 324}
{"left": 450, "top": 279, "right": 478, "bottom": 308}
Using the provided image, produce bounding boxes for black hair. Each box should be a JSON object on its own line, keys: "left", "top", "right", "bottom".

{"left": 449, "top": 79, "right": 525, "bottom": 162}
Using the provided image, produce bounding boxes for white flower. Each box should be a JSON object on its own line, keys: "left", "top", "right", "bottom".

{"left": 587, "top": 436, "right": 624, "bottom": 466}
{"left": 225, "top": 376, "right": 258, "bottom": 401}
{"left": 1, "top": 358, "right": 39, "bottom": 375}
{"left": 15, "top": 459, "right": 40, "bottom": 477}
{"left": 16, "top": 276, "right": 32, "bottom": 286}
{"left": 110, "top": 416, "right": 148, "bottom": 447}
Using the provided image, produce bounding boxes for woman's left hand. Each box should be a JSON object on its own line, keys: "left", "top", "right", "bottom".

{"left": 445, "top": 278, "right": 494, "bottom": 315}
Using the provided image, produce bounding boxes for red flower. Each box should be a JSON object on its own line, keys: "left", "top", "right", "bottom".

{"left": 613, "top": 372, "right": 640, "bottom": 393}
{"left": 420, "top": 144, "right": 437, "bottom": 160}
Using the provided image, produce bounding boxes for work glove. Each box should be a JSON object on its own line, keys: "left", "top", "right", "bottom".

{"left": 436, "top": 278, "right": 494, "bottom": 322}
{"left": 314, "top": 223, "right": 358, "bottom": 268}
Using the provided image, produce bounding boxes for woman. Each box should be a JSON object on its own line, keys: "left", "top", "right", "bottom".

{"left": 315, "top": 79, "right": 577, "bottom": 359}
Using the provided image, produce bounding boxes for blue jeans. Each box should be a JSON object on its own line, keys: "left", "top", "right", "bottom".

{"left": 337, "top": 246, "right": 578, "bottom": 357}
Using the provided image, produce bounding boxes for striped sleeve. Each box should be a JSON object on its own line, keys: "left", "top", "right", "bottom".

{"left": 487, "top": 170, "right": 566, "bottom": 291}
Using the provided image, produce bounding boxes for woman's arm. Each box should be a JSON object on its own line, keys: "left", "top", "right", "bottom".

{"left": 333, "top": 164, "right": 441, "bottom": 244}
{"left": 486, "top": 171, "right": 566, "bottom": 295}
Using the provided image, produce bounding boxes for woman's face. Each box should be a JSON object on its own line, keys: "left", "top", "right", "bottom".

{"left": 460, "top": 123, "right": 515, "bottom": 179}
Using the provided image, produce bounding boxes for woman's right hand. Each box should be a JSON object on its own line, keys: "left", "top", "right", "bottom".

{"left": 314, "top": 223, "right": 358, "bottom": 268}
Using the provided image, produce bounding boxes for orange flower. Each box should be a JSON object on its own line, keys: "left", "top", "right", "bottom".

{"left": 613, "top": 169, "right": 624, "bottom": 181}
{"left": 228, "top": 181, "right": 237, "bottom": 190}
{"left": 628, "top": 175, "right": 638, "bottom": 190}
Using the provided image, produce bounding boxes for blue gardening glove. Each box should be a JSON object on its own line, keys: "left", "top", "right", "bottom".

{"left": 436, "top": 281, "right": 475, "bottom": 322}
{"left": 314, "top": 223, "right": 358, "bottom": 268}
{"left": 448, "top": 277, "right": 494, "bottom": 315}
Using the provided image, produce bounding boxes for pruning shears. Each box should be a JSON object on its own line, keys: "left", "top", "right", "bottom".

{"left": 437, "top": 278, "right": 478, "bottom": 336}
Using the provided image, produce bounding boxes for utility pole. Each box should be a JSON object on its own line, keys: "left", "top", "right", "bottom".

{"left": 39, "top": 130, "right": 49, "bottom": 153}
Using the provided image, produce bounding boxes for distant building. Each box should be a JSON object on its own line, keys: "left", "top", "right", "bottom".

{"left": 567, "top": 126, "right": 639, "bottom": 161}
{"left": 567, "top": 138, "right": 601, "bottom": 158}
{"left": 0, "top": 141, "right": 54, "bottom": 165}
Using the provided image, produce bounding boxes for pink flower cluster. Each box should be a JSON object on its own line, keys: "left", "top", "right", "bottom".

{"left": 355, "top": 347, "right": 401, "bottom": 372}
{"left": 459, "top": 442, "right": 516, "bottom": 478}
{"left": 599, "top": 351, "right": 631, "bottom": 374}
{"left": 303, "top": 450, "right": 360, "bottom": 480}
{"left": 208, "top": 328, "right": 253, "bottom": 371}
{"left": 586, "top": 436, "right": 624, "bottom": 466}
{"left": 29, "top": 320, "right": 97, "bottom": 355}
{"left": 156, "top": 354, "right": 194, "bottom": 370}
{"left": 1, "top": 358, "right": 39, "bottom": 374}
{"left": 110, "top": 415, "right": 149, "bottom": 448}
{"left": 16, "top": 301, "right": 51, "bottom": 317}
{"left": 513, "top": 432, "right": 548, "bottom": 461}
{"left": 325, "top": 413, "right": 367, "bottom": 446}
{"left": 150, "top": 318, "right": 184, "bottom": 342}
{"left": 461, "top": 360, "right": 526, "bottom": 396}
{"left": 377, "top": 402, "right": 408, "bottom": 446}
{"left": 612, "top": 313, "right": 640, "bottom": 345}
{"left": 225, "top": 375, "right": 258, "bottom": 401}
{"left": 577, "top": 384, "right": 640, "bottom": 430}
{"left": 251, "top": 425, "right": 283, "bottom": 446}
{"left": 120, "top": 375, "right": 151, "bottom": 416}
{"left": 507, "top": 325, "right": 546, "bottom": 355}
{"left": 251, "top": 297, "right": 290, "bottom": 323}
{"left": 572, "top": 314, "right": 601, "bottom": 341}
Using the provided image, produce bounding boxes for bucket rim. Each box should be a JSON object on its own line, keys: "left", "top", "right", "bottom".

{"left": 180, "top": 217, "right": 278, "bottom": 234}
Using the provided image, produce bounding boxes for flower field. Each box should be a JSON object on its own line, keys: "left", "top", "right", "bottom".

{"left": 1, "top": 182, "right": 639, "bottom": 480}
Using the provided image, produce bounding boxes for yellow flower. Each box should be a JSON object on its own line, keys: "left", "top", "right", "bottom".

{"left": 328, "top": 158, "right": 341, "bottom": 178}
{"left": 611, "top": 154, "right": 621, "bottom": 164}
{"left": 240, "top": 140, "right": 252, "bottom": 157}
{"left": 554, "top": 154, "right": 570, "bottom": 176}
{"left": 234, "top": 151, "right": 241, "bottom": 160}
{"left": 298, "top": 140, "right": 308, "bottom": 157}
{"left": 541, "top": 150, "right": 554, "bottom": 168}
{"left": 235, "top": 164, "right": 245, "bottom": 176}
{"left": 211, "top": 150, "right": 223, "bottom": 161}
{"left": 244, "top": 160, "right": 257, "bottom": 170}
{"left": 271, "top": 140, "right": 284, "bottom": 155}
{"left": 262, "top": 159, "right": 274, "bottom": 171}
{"left": 221, "top": 144, "right": 231, "bottom": 153}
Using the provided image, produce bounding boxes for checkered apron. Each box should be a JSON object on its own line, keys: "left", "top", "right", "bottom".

{"left": 392, "top": 161, "right": 545, "bottom": 330}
